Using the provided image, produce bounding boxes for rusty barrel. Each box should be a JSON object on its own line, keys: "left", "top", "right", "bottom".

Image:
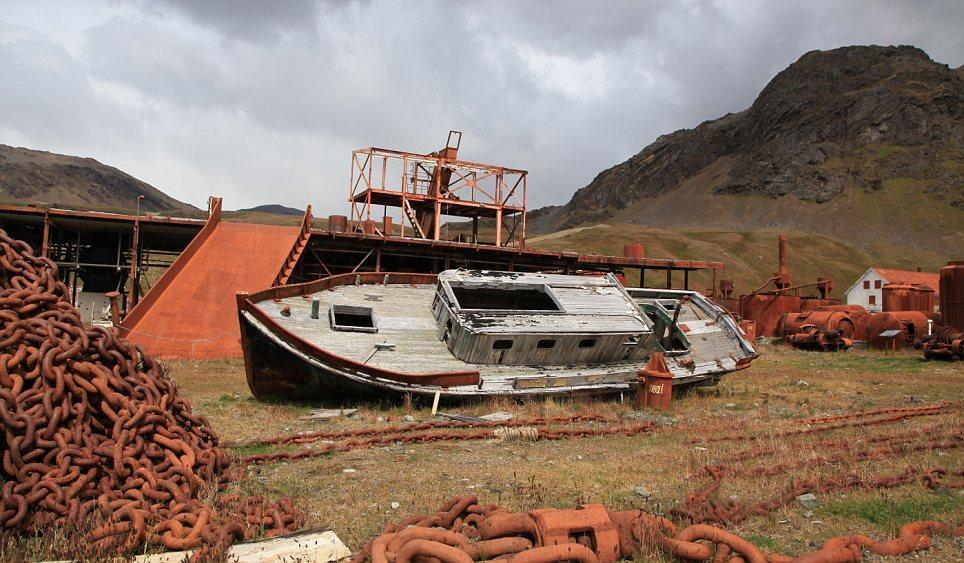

{"left": 328, "top": 215, "right": 348, "bottom": 233}
{"left": 622, "top": 243, "right": 644, "bottom": 260}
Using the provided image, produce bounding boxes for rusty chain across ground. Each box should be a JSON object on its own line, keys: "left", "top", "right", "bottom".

{"left": 0, "top": 228, "right": 304, "bottom": 559}
{"left": 234, "top": 414, "right": 613, "bottom": 448}
{"left": 689, "top": 401, "right": 960, "bottom": 444}
{"left": 352, "top": 494, "right": 963, "bottom": 563}
{"left": 240, "top": 421, "right": 658, "bottom": 465}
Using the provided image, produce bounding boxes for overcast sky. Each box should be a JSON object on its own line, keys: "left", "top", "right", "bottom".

{"left": 2, "top": 1, "right": 962, "bottom": 214}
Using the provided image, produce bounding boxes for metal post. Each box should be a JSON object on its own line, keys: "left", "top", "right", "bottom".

{"left": 684, "top": 270, "right": 689, "bottom": 290}
{"left": 41, "top": 213, "right": 50, "bottom": 257}
{"left": 127, "top": 195, "right": 144, "bottom": 313}
{"left": 665, "top": 269, "right": 672, "bottom": 290}
{"left": 640, "top": 268, "right": 645, "bottom": 288}
{"left": 495, "top": 208, "right": 503, "bottom": 247}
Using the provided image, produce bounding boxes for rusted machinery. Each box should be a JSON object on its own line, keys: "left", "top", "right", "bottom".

{"left": 867, "top": 310, "right": 941, "bottom": 350}
{"left": 916, "top": 261, "right": 964, "bottom": 359}
{"left": 778, "top": 309, "right": 855, "bottom": 351}
{"left": 917, "top": 326, "right": 964, "bottom": 360}
{"left": 719, "top": 234, "right": 839, "bottom": 338}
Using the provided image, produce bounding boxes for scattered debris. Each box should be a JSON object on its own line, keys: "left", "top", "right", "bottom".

{"left": 390, "top": 502, "right": 400, "bottom": 510}
{"left": 402, "top": 414, "right": 416, "bottom": 422}
{"left": 634, "top": 486, "right": 652, "bottom": 499}
{"left": 126, "top": 529, "right": 349, "bottom": 563}
{"left": 301, "top": 408, "right": 359, "bottom": 421}
{"left": 479, "top": 411, "right": 516, "bottom": 422}
{"left": 797, "top": 493, "right": 820, "bottom": 509}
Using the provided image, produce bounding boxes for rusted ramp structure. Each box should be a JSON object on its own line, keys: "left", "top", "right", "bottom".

{"left": 119, "top": 198, "right": 304, "bottom": 358}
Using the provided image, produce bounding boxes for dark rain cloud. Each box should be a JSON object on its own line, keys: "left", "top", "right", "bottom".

{"left": 0, "top": 0, "right": 961, "bottom": 213}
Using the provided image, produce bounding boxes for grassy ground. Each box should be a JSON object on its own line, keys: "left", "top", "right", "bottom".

{"left": 163, "top": 346, "right": 963, "bottom": 561}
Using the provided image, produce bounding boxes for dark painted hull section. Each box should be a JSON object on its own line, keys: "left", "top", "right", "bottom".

{"left": 239, "top": 310, "right": 396, "bottom": 403}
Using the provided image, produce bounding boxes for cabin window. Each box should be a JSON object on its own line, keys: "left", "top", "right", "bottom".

{"left": 578, "top": 338, "right": 596, "bottom": 348}
{"left": 493, "top": 339, "right": 513, "bottom": 350}
{"left": 868, "top": 295, "right": 876, "bottom": 305}
{"left": 537, "top": 339, "right": 556, "bottom": 349}
{"left": 863, "top": 280, "right": 870, "bottom": 289}
{"left": 450, "top": 284, "right": 561, "bottom": 312}
{"left": 329, "top": 304, "right": 378, "bottom": 333}
{"left": 874, "top": 280, "right": 882, "bottom": 289}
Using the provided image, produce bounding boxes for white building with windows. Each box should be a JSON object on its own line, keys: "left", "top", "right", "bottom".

{"left": 845, "top": 268, "right": 940, "bottom": 312}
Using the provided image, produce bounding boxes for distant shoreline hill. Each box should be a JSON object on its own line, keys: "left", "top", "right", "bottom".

{"left": 0, "top": 144, "right": 313, "bottom": 225}
{"left": 0, "top": 144, "right": 199, "bottom": 214}
{"left": 532, "top": 45, "right": 963, "bottom": 259}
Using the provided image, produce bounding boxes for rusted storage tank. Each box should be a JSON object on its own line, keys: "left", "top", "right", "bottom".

{"left": 867, "top": 311, "right": 941, "bottom": 349}
{"left": 778, "top": 310, "right": 856, "bottom": 341}
{"left": 882, "top": 284, "right": 914, "bottom": 312}
{"left": 941, "top": 261, "right": 964, "bottom": 330}
{"left": 328, "top": 215, "right": 348, "bottom": 233}
{"left": 911, "top": 285, "right": 935, "bottom": 313}
{"left": 741, "top": 294, "right": 801, "bottom": 338}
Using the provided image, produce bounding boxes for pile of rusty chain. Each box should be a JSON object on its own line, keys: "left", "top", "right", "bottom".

{"left": 241, "top": 420, "right": 658, "bottom": 465}
{"left": 353, "top": 495, "right": 963, "bottom": 563}
{"left": 0, "top": 229, "right": 303, "bottom": 557}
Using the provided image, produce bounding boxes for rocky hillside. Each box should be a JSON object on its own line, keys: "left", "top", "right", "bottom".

{"left": 540, "top": 46, "right": 963, "bottom": 257}
{"left": 0, "top": 144, "right": 197, "bottom": 213}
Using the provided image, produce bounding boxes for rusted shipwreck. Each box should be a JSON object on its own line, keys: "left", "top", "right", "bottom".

{"left": 237, "top": 269, "right": 757, "bottom": 402}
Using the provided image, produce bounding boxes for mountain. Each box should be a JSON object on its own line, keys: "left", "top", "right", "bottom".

{"left": 232, "top": 204, "right": 304, "bottom": 216}
{"left": 537, "top": 46, "right": 963, "bottom": 258}
{"left": 0, "top": 144, "right": 198, "bottom": 214}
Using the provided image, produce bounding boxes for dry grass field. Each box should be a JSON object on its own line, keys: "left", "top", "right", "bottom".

{"left": 158, "top": 345, "right": 964, "bottom": 562}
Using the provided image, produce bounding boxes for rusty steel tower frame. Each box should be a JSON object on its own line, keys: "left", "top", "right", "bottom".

{"left": 349, "top": 131, "right": 527, "bottom": 248}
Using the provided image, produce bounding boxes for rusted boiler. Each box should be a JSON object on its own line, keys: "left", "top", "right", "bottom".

{"left": 806, "top": 304, "right": 871, "bottom": 340}
{"left": 778, "top": 309, "right": 855, "bottom": 351}
{"left": 867, "top": 311, "right": 941, "bottom": 349}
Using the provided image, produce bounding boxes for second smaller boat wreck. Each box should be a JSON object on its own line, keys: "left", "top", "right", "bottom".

{"left": 237, "top": 270, "right": 757, "bottom": 402}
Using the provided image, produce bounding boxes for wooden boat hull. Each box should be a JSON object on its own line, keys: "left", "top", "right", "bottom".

{"left": 237, "top": 272, "right": 755, "bottom": 404}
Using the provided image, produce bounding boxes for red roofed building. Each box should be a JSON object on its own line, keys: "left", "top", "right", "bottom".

{"left": 845, "top": 268, "right": 940, "bottom": 312}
